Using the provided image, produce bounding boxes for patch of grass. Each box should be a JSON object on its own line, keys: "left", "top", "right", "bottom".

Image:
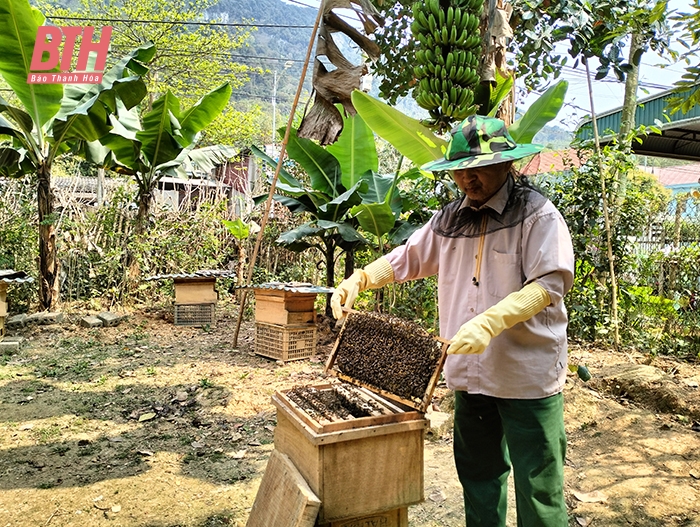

{"left": 37, "top": 481, "right": 58, "bottom": 489}
{"left": 32, "top": 424, "right": 62, "bottom": 444}
{"left": 19, "top": 380, "right": 46, "bottom": 393}
{"left": 52, "top": 445, "right": 70, "bottom": 456}
{"left": 199, "top": 378, "right": 213, "bottom": 388}
{"left": 146, "top": 366, "right": 157, "bottom": 376}
{"left": 117, "top": 347, "right": 136, "bottom": 358}
{"left": 76, "top": 444, "right": 99, "bottom": 457}
{"left": 208, "top": 451, "right": 225, "bottom": 462}
{"left": 70, "top": 360, "right": 91, "bottom": 376}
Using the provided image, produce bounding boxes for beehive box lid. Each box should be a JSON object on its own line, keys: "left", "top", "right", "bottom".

{"left": 0, "top": 270, "right": 34, "bottom": 284}
{"left": 236, "top": 282, "right": 335, "bottom": 295}
{"left": 144, "top": 269, "right": 235, "bottom": 282}
{"left": 325, "top": 310, "right": 449, "bottom": 413}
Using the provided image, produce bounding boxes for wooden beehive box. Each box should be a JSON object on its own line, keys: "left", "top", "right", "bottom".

{"left": 174, "top": 277, "right": 217, "bottom": 304}
{"left": 273, "top": 383, "right": 426, "bottom": 524}
{"left": 271, "top": 311, "right": 448, "bottom": 524}
{"left": 254, "top": 289, "right": 317, "bottom": 325}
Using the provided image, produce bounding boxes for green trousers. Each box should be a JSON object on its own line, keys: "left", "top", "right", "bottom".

{"left": 453, "top": 391, "right": 567, "bottom": 527}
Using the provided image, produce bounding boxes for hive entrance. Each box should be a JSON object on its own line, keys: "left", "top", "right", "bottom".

{"left": 326, "top": 310, "right": 448, "bottom": 412}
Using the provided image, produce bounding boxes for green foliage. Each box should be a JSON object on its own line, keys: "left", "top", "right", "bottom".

{"left": 0, "top": 177, "right": 38, "bottom": 310}
{"left": 223, "top": 218, "right": 251, "bottom": 240}
{"left": 509, "top": 0, "right": 673, "bottom": 89}
{"left": 537, "top": 147, "right": 668, "bottom": 344}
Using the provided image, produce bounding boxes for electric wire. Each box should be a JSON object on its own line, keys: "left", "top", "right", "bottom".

{"left": 47, "top": 15, "right": 314, "bottom": 29}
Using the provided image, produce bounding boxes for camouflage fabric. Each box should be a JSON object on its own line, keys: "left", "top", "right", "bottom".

{"left": 422, "top": 115, "right": 543, "bottom": 171}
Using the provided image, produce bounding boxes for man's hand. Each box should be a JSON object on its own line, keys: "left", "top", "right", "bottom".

{"left": 330, "top": 257, "right": 394, "bottom": 319}
{"left": 447, "top": 316, "right": 493, "bottom": 355}
{"left": 447, "top": 282, "right": 551, "bottom": 355}
{"left": 331, "top": 271, "right": 364, "bottom": 320}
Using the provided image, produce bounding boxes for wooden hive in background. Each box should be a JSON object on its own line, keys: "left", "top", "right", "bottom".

{"left": 145, "top": 270, "right": 235, "bottom": 328}
{"left": 254, "top": 322, "right": 317, "bottom": 362}
{"left": 174, "top": 277, "right": 217, "bottom": 327}
{"left": 254, "top": 288, "right": 317, "bottom": 326}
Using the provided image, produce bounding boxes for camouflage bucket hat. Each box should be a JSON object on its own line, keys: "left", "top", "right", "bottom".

{"left": 422, "top": 115, "right": 544, "bottom": 172}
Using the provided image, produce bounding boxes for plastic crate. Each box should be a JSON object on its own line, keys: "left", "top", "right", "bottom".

{"left": 255, "top": 321, "right": 317, "bottom": 362}
{"left": 174, "top": 303, "right": 215, "bottom": 327}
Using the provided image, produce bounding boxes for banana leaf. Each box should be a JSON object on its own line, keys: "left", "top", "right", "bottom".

{"left": 250, "top": 144, "right": 302, "bottom": 189}
{"left": 318, "top": 180, "right": 367, "bottom": 222}
{"left": 351, "top": 90, "right": 447, "bottom": 167}
{"left": 326, "top": 112, "right": 378, "bottom": 190}
{"left": 317, "top": 220, "right": 368, "bottom": 244}
{"left": 277, "top": 223, "right": 322, "bottom": 246}
{"left": 137, "top": 90, "right": 183, "bottom": 167}
{"left": 286, "top": 127, "right": 342, "bottom": 197}
{"left": 178, "top": 83, "right": 232, "bottom": 145}
{"left": 351, "top": 202, "right": 396, "bottom": 238}
{"left": 487, "top": 70, "right": 515, "bottom": 117}
{"left": 0, "top": 0, "right": 62, "bottom": 128}
{"left": 508, "top": 80, "right": 569, "bottom": 144}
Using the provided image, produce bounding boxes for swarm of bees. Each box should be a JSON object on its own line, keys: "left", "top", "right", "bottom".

{"left": 334, "top": 312, "right": 443, "bottom": 401}
{"left": 287, "top": 384, "right": 386, "bottom": 421}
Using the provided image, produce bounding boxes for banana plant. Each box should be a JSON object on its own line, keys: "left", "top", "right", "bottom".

{"left": 251, "top": 113, "right": 405, "bottom": 313}
{"left": 0, "top": 0, "right": 154, "bottom": 310}
{"left": 98, "top": 83, "right": 232, "bottom": 234}
{"left": 352, "top": 80, "right": 569, "bottom": 169}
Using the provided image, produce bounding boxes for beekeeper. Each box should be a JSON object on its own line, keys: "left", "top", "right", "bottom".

{"left": 331, "top": 115, "right": 575, "bottom": 527}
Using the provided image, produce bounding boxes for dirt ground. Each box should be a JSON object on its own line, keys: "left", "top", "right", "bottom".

{"left": 1, "top": 302, "right": 699, "bottom": 527}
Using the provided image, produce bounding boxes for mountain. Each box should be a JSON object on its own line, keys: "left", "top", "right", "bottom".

{"left": 533, "top": 124, "right": 574, "bottom": 150}
{"left": 207, "top": 0, "right": 317, "bottom": 109}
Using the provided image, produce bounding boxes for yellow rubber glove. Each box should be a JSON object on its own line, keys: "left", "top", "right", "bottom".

{"left": 447, "top": 282, "right": 551, "bottom": 355}
{"left": 331, "top": 257, "right": 394, "bottom": 319}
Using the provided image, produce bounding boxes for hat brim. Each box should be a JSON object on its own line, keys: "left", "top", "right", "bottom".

{"left": 421, "top": 144, "right": 544, "bottom": 172}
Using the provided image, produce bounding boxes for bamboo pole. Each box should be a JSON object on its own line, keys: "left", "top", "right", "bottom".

{"left": 232, "top": 2, "right": 324, "bottom": 347}
{"left": 584, "top": 58, "right": 621, "bottom": 350}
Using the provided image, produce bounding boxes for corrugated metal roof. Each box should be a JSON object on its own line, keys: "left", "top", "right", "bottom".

{"left": 145, "top": 270, "right": 236, "bottom": 281}
{"left": 0, "top": 270, "right": 34, "bottom": 284}
{"left": 235, "top": 282, "right": 335, "bottom": 294}
{"left": 576, "top": 84, "right": 700, "bottom": 161}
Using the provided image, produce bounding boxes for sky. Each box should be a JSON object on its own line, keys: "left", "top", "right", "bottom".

{"left": 506, "top": 0, "right": 695, "bottom": 131}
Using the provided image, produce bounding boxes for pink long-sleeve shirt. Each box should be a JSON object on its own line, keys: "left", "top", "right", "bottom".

{"left": 385, "top": 178, "right": 575, "bottom": 399}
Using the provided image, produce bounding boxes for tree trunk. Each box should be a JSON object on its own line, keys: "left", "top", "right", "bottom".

{"left": 616, "top": 32, "right": 644, "bottom": 207}
{"left": 584, "top": 58, "right": 620, "bottom": 349}
{"left": 135, "top": 188, "right": 152, "bottom": 237}
{"left": 344, "top": 249, "right": 355, "bottom": 279}
{"left": 37, "top": 162, "right": 60, "bottom": 311}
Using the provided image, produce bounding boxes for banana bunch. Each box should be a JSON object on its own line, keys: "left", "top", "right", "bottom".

{"left": 411, "top": 0, "right": 483, "bottom": 131}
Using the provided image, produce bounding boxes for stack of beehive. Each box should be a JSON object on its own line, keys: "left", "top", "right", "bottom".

{"left": 252, "top": 283, "right": 331, "bottom": 362}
